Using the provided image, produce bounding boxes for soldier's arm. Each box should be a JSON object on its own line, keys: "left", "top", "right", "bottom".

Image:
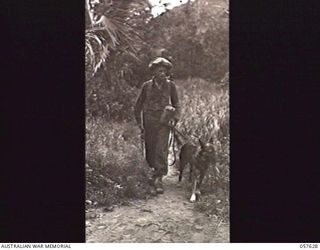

{"left": 170, "top": 82, "right": 180, "bottom": 120}
{"left": 134, "top": 83, "right": 147, "bottom": 129}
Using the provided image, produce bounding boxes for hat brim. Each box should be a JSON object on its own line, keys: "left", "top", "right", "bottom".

{"left": 149, "top": 57, "right": 173, "bottom": 71}
{"left": 149, "top": 64, "right": 172, "bottom": 71}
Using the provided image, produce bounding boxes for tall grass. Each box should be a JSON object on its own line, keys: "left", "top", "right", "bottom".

{"left": 86, "top": 119, "right": 155, "bottom": 207}
{"left": 175, "top": 78, "right": 229, "bottom": 222}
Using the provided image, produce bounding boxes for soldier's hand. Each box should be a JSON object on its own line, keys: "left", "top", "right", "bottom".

{"left": 137, "top": 124, "right": 143, "bottom": 131}
{"left": 170, "top": 118, "right": 178, "bottom": 127}
{"left": 139, "top": 129, "right": 144, "bottom": 140}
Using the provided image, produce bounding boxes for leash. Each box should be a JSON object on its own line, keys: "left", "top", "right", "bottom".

{"left": 165, "top": 123, "right": 193, "bottom": 144}
{"left": 168, "top": 130, "right": 176, "bottom": 167}
{"left": 140, "top": 132, "right": 145, "bottom": 158}
{"left": 166, "top": 123, "right": 194, "bottom": 167}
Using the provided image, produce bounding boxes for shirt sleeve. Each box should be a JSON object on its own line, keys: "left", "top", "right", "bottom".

{"left": 170, "top": 82, "right": 180, "bottom": 120}
{"left": 134, "top": 83, "right": 146, "bottom": 127}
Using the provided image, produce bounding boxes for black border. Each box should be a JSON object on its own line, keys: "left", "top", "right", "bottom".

{"left": 1, "top": 1, "right": 85, "bottom": 242}
{"left": 230, "top": 0, "right": 320, "bottom": 242}
{"left": 1, "top": 0, "right": 320, "bottom": 243}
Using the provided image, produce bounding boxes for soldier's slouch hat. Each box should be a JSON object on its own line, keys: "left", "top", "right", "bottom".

{"left": 149, "top": 57, "right": 172, "bottom": 71}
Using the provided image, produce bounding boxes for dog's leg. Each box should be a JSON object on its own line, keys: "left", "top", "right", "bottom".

{"left": 188, "top": 164, "right": 193, "bottom": 183}
{"left": 198, "top": 171, "right": 206, "bottom": 187}
{"left": 190, "top": 171, "right": 198, "bottom": 202}
{"left": 178, "top": 161, "right": 184, "bottom": 182}
{"left": 195, "top": 171, "right": 205, "bottom": 200}
{"left": 190, "top": 180, "right": 197, "bottom": 202}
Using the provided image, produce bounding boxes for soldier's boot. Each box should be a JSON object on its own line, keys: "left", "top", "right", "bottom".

{"left": 154, "top": 176, "right": 164, "bottom": 194}
{"left": 148, "top": 172, "right": 156, "bottom": 186}
{"left": 147, "top": 170, "right": 157, "bottom": 196}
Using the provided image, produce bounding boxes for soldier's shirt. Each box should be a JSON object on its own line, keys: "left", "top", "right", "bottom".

{"left": 134, "top": 77, "right": 180, "bottom": 125}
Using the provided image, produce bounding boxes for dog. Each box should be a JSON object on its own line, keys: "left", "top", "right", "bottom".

{"left": 178, "top": 139, "right": 216, "bottom": 202}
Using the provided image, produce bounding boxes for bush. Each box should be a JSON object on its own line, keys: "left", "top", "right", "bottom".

{"left": 86, "top": 118, "right": 155, "bottom": 207}
{"left": 86, "top": 71, "right": 139, "bottom": 122}
{"left": 142, "top": 0, "right": 229, "bottom": 82}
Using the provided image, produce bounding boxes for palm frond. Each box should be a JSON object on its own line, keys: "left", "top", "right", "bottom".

{"left": 85, "top": 0, "right": 147, "bottom": 75}
{"left": 85, "top": 29, "right": 110, "bottom": 75}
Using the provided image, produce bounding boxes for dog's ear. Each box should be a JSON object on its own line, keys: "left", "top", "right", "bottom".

{"left": 198, "top": 138, "right": 206, "bottom": 149}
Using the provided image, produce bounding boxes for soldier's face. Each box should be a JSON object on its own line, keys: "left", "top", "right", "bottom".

{"left": 154, "top": 66, "right": 167, "bottom": 82}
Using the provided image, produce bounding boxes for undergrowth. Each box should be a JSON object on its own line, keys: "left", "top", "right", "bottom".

{"left": 86, "top": 119, "right": 155, "bottom": 208}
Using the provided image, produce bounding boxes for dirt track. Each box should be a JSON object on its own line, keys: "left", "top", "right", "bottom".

{"left": 86, "top": 170, "right": 229, "bottom": 243}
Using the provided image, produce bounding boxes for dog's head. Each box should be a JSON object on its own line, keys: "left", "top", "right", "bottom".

{"left": 197, "top": 139, "right": 216, "bottom": 164}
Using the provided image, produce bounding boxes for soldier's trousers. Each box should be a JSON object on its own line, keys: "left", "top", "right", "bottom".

{"left": 143, "top": 118, "right": 170, "bottom": 178}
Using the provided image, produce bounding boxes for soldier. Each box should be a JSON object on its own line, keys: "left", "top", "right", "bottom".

{"left": 134, "top": 57, "right": 180, "bottom": 194}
